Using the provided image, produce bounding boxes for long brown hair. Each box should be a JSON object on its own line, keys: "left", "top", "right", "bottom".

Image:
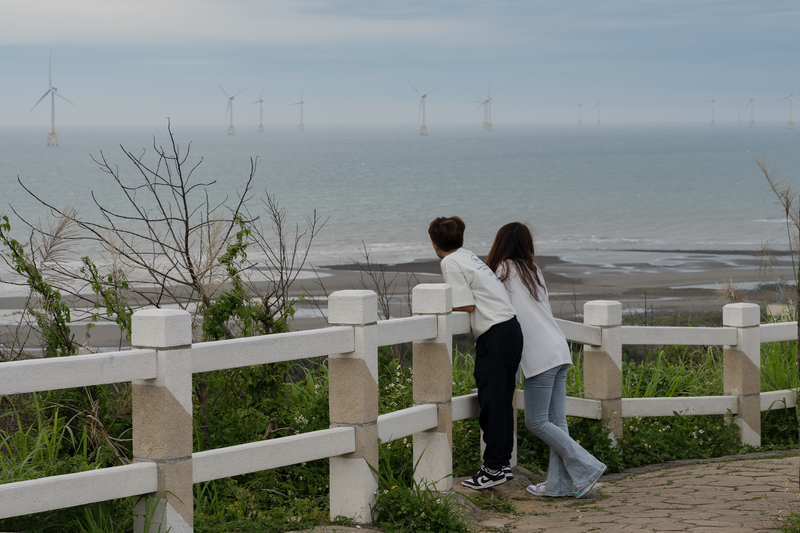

{"left": 486, "top": 222, "right": 545, "bottom": 301}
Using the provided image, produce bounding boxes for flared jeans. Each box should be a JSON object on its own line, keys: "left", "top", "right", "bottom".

{"left": 524, "top": 364, "right": 606, "bottom": 496}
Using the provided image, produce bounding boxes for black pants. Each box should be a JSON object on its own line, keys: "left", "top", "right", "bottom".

{"left": 474, "top": 316, "right": 523, "bottom": 471}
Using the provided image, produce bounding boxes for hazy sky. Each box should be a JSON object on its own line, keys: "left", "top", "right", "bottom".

{"left": 2, "top": 0, "right": 799, "bottom": 127}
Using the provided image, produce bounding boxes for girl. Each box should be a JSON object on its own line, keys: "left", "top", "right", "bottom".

{"left": 486, "top": 222, "right": 606, "bottom": 498}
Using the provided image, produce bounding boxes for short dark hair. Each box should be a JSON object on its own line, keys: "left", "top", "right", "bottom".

{"left": 428, "top": 216, "right": 465, "bottom": 252}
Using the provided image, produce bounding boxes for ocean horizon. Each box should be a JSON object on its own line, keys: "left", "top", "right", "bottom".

{"left": 1, "top": 122, "right": 798, "bottom": 295}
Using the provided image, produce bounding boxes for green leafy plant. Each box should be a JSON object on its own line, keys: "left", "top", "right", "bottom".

{"left": 370, "top": 446, "right": 471, "bottom": 533}
{"left": 0, "top": 214, "right": 77, "bottom": 357}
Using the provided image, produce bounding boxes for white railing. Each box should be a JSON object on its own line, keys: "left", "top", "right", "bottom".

{"left": 0, "top": 288, "right": 797, "bottom": 531}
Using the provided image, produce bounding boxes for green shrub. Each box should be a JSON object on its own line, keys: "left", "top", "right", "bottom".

{"left": 371, "top": 446, "right": 470, "bottom": 533}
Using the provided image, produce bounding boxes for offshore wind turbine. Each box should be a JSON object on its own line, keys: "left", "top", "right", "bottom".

{"left": 409, "top": 82, "right": 439, "bottom": 135}
{"left": 251, "top": 84, "right": 266, "bottom": 132}
{"left": 30, "top": 53, "right": 75, "bottom": 146}
{"left": 291, "top": 89, "right": 305, "bottom": 131}
{"left": 703, "top": 98, "right": 716, "bottom": 126}
{"left": 744, "top": 93, "right": 760, "bottom": 128}
{"left": 474, "top": 84, "right": 496, "bottom": 131}
{"left": 776, "top": 84, "right": 795, "bottom": 130}
{"left": 590, "top": 100, "right": 601, "bottom": 126}
{"left": 575, "top": 99, "right": 585, "bottom": 125}
{"left": 219, "top": 84, "right": 245, "bottom": 135}
{"left": 732, "top": 102, "right": 742, "bottom": 124}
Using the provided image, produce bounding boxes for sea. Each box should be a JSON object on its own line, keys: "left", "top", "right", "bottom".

{"left": 1, "top": 121, "right": 799, "bottom": 298}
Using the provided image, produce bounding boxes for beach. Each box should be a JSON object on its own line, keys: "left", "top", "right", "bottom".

{"left": 291, "top": 248, "right": 793, "bottom": 330}
{"left": 0, "top": 248, "right": 792, "bottom": 350}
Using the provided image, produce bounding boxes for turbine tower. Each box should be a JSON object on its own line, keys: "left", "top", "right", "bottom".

{"left": 251, "top": 84, "right": 266, "bottom": 132}
{"left": 744, "top": 94, "right": 760, "bottom": 128}
{"left": 575, "top": 99, "right": 585, "bottom": 125}
{"left": 704, "top": 98, "right": 716, "bottom": 126}
{"left": 219, "top": 84, "right": 245, "bottom": 135}
{"left": 776, "top": 84, "right": 795, "bottom": 130}
{"left": 30, "top": 53, "right": 75, "bottom": 146}
{"left": 409, "top": 82, "right": 439, "bottom": 135}
{"left": 732, "top": 102, "right": 742, "bottom": 124}
{"left": 474, "top": 84, "right": 496, "bottom": 132}
{"left": 590, "top": 100, "right": 601, "bottom": 126}
{"left": 291, "top": 89, "right": 305, "bottom": 131}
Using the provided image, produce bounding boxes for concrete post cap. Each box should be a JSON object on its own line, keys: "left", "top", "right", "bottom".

{"left": 412, "top": 284, "right": 452, "bottom": 315}
{"left": 723, "top": 302, "right": 760, "bottom": 327}
{"left": 329, "top": 290, "right": 378, "bottom": 325}
{"left": 132, "top": 308, "right": 192, "bottom": 348}
{"left": 583, "top": 300, "right": 623, "bottom": 326}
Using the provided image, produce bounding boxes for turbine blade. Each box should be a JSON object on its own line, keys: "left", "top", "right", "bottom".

{"left": 409, "top": 81, "right": 421, "bottom": 96}
{"left": 418, "top": 99, "right": 423, "bottom": 122}
{"left": 48, "top": 52, "right": 52, "bottom": 88}
{"left": 260, "top": 83, "right": 265, "bottom": 101}
{"left": 218, "top": 83, "right": 230, "bottom": 98}
{"left": 232, "top": 90, "right": 246, "bottom": 98}
{"left": 776, "top": 96, "right": 789, "bottom": 103}
{"left": 30, "top": 90, "right": 51, "bottom": 113}
{"left": 53, "top": 91, "right": 75, "bottom": 105}
{"left": 423, "top": 86, "right": 441, "bottom": 96}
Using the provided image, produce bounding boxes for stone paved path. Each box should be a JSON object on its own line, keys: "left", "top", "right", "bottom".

{"left": 307, "top": 452, "right": 800, "bottom": 532}
{"left": 474, "top": 452, "right": 800, "bottom": 532}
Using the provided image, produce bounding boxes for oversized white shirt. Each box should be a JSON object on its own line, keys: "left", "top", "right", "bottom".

{"left": 440, "top": 248, "right": 516, "bottom": 337}
{"left": 498, "top": 261, "right": 571, "bottom": 378}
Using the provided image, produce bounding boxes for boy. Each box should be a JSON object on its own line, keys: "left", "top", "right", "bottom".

{"left": 428, "top": 216, "right": 523, "bottom": 489}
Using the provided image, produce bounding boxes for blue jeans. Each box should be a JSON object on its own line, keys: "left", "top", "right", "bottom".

{"left": 524, "top": 364, "right": 606, "bottom": 496}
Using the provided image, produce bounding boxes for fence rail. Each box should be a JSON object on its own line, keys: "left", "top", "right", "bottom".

{"left": 1, "top": 287, "right": 797, "bottom": 530}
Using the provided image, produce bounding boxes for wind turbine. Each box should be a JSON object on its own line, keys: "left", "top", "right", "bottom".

{"left": 474, "top": 84, "right": 496, "bottom": 132}
{"left": 704, "top": 98, "right": 716, "bottom": 126}
{"left": 219, "top": 84, "right": 245, "bottom": 135}
{"left": 575, "top": 99, "right": 585, "bottom": 125}
{"left": 776, "top": 84, "right": 795, "bottom": 130}
{"left": 30, "top": 53, "right": 75, "bottom": 146}
{"left": 251, "top": 84, "right": 265, "bottom": 132}
{"left": 590, "top": 100, "right": 601, "bottom": 126}
{"left": 409, "top": 82, "right": 439, "bottom": 135}
{"left": 291, "top": 89, "right": 305, "bottom": 131}
{"left": 732, "top": 102, "right": 742, "bottom": 124}
{"left": 744, "top": 93, "right": 760, "bottom": 128}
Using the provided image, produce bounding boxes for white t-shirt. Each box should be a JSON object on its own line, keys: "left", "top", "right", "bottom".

{"left": 497, "top": 261, "right": 571, "bottom": 378}
{"left": 440, "top": 248, "right": 516, "bottom": 337}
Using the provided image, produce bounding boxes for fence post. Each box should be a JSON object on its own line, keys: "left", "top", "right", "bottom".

{"left": 131, "top": 309, "right": 193, "bottom": 533}
{"left": 412, "top": 284, "right": 453, "bottom": 492}
{"left": 583, "top": 301, "right": 623, "bottom": 443}
{"left": 328, "top": 290, "right": 379, "bottom": 523}
{"left": 723, "top": 303, "right": 761, "bottom": 446}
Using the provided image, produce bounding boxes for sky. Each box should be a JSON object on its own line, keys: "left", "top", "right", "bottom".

{"left": 1, "top": 0, "right": 800, "bottom": 127}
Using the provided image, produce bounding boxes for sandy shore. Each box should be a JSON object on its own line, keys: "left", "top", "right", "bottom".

{"left": 296, "top": 249, "right": 793, "bottom": 326}
{"left": 0, "top": 249, "right": 793, "bottom": 347}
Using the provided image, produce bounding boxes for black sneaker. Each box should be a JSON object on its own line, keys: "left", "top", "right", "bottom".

{"left": 461, "top": 465, "right": 508, "bottom": 490}
{"left": 503, "top": 464, "right": 513, "bottom": 480}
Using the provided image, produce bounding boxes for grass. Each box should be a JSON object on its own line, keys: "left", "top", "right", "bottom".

{"left": 2, "top": 322, "right": 799, "bottom": 532}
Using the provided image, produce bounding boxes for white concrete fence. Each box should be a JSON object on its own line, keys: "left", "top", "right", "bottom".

{"left": 0, "top": 285, "right": 796, "bottom": 531}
